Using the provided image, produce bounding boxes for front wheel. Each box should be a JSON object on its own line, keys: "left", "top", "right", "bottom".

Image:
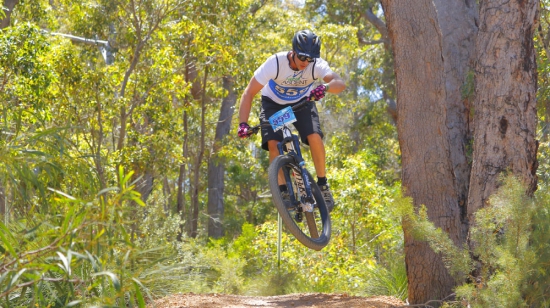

{"left": 268, "top": 155, "right": 331, "bottom": 250}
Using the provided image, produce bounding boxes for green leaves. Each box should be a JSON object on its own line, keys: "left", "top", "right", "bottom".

{"left": 93, "top": 271, "right": 121, "bottom": 291}
{"left": 56, "top": 251, "right": 72, "bottom": 276}
{"left": 398, "top": 176, "right": 546, "bottom": 307}
{"left": 0, "top": 182, "right": 161, "bottom": 306}
{"left": 0, "top": 222, "right": 17, "bottom": 258}
{"left": 133, "top": 279, "right": 147, "bottom": 308}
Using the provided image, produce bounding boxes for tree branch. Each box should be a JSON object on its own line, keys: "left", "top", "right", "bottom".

{"left": 361, "top": 6, "right": 390, "bottom": 49}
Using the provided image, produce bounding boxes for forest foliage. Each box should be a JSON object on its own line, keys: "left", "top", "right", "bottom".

{"left": 1, "top": 0, "right": 550, "bottom": 307}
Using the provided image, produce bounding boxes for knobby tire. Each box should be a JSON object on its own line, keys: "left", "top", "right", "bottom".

{"left": 268, "top": 155, "right": 331, "bottom": 250}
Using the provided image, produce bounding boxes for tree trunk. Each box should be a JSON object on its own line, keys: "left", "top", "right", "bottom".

{"left": 381, "top": 0, "right": 477, "bottom": 304}
{"left": 180, "top": 59, "right": 202, "bottom": 238}
{"left": 0, "top": 0, "right": 19, "bottom": 29}
{"left": 190, "top": 65, "right": 209, "bottom": 238}
{"left": 382, "top": 0, "right": 539, "bottom": 304}
{"left": 467, "top": 0, "right": 539, "bottom": 219}
{"left": 94, "top": 99, "right": 108, "bottom": 192}
{"left": 177, "top": 110, "right": 188, "bottom": 241}
{"left": 207, "top": 76, "right": 236, "bottom": 238}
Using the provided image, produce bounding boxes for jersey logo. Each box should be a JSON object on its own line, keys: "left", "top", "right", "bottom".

{"left": 281, "top": 71, "right": 306, "bottom": 86}
{"left": 268, "top": 79, "right": 312, "bottom": 101}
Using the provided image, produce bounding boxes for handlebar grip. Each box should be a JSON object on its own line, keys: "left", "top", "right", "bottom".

{"left": 246, "top": 125, "right": 261, "bottom": 136}
{"left": 291, "top": 98, "right": 315, "bottom": 112}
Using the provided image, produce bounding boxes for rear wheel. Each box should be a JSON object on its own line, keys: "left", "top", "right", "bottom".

{"left": 268, "top": 155, "right": 331, "bottom": 250}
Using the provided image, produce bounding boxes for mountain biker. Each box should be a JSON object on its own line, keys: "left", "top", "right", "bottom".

{"left": 237, "top": 29, "right": 346, "bottom": 212}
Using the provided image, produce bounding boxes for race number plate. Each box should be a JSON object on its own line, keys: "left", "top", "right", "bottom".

{"left": 269, "top": 107, "right": 296, "bottom": 132}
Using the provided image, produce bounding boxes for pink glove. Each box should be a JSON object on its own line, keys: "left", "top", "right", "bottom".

{"left": 309, "top": 84, "right": 327, "bottom": 101}
{"left": 237, "top": 122, "right": 250, "bottom": 138}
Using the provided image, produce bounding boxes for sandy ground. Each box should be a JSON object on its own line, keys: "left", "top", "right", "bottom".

{"left": 150, "top": 293, "right": 406, "bottom": 308}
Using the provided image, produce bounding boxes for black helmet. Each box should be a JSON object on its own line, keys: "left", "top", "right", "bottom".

{"left": 292, "top": 30, "right": 321, "bottom": 58}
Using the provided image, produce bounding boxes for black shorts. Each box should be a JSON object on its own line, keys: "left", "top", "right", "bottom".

{"left": 259, "top": 96, "right": 323, "bottom": 151}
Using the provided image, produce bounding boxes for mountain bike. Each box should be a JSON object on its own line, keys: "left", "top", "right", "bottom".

{"left": 247, "top": 99, "right": 331, "bottom": 251}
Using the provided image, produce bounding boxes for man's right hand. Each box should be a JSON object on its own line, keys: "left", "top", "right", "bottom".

{"left": 237, "top": 122, "right": 250, "bottom": 138}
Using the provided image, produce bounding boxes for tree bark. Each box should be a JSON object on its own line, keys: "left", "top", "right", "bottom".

{"left": 381, "top": 0, "right": 477, "bottom": 304}
{"left": 177, "top": 109, "right": 188, "bottom": 241}
{"left": 207, "top": 76, "right": 236, "bottom": 238}
{"left": 0, "top": 0, "right": 19, "bottom": 29}
{"left": 190, "top": 65, "right": 209, "bottom": 238}
{"left": 180, "top": 59, "right": 202, "bottom": 238}
{"left": 382, "top": 0, "right": 539, "bottom": 304}
{"left": 467, "top": 0, "right": 539, "bottom": 219}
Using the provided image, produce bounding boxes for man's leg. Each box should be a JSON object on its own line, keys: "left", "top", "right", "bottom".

{"left": 306, "top": 133, "right": 326, "bottom": 178}
{"left": 307, "top": 133, "right": 334, "bottom": 212}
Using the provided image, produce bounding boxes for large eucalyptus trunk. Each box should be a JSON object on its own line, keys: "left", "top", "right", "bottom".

{"left": 207, "top": 76, "right": 237, "bottom": 238}
{"left": 381, "top": 0, "right": 538, "bottom": 304}
{"left": 380, "top": 0, "right": 475, "bottom": 304}
{"left": 467, "top": 0, "right": 539, "bottom": 219}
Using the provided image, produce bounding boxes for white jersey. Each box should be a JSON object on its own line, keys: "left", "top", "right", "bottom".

{"left": 254, "top": 51, "right": 333, "bottom": 105}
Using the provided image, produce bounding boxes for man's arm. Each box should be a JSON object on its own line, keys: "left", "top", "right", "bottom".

{"left": 239, "top": 77, "right": 264, "bottom": 124}
{"left": 323, "top": 72, "right": 346, "bottom": 94}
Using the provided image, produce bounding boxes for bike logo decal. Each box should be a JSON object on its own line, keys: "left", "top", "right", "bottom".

{"left": 303, "top": 172, "right": 311, "bottom": 187}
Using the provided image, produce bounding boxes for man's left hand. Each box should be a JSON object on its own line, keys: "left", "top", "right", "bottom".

{"left": 309, "top": 84, "right": 327, "bottom": 101}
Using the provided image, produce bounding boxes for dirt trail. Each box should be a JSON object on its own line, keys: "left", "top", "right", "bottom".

{"left": 150, "top": 293, "right": 405, "bottom": 308}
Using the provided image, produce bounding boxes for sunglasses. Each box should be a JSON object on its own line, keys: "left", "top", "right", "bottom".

{"left": 296, "top": 54, "right": 314, "bottom": 63}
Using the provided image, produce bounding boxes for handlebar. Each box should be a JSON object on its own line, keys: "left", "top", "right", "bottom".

{"left": 246, "top": 98, "right": 316, "bottom": 137}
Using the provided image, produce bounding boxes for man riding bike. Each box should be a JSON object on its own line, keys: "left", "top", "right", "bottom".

{"left": 237, "top": 29, "right": 346, "bottom": 212}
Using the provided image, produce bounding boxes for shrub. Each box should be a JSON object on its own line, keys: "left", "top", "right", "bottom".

{"left": 397, "top": 175, "right": 550, "bottom": 308}
{"left": 0, "top": 168, "right": 201, "bottom": 307}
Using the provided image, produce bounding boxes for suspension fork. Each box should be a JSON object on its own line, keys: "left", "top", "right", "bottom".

{"left": 277, "top": 128, "right": 315, "bottom": 210}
